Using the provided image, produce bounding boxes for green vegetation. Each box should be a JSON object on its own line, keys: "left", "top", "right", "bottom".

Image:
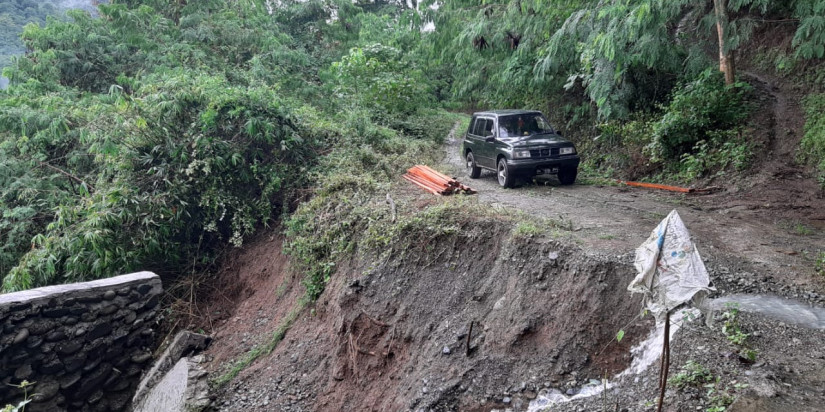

{"left": 1, "top": 380, "right": 33, "bottom": 412}
{"left": 0, "top": 0, "right": 823, "bottom": 298}
{"left": 512, "top": 221, "right": 541, "bottom": 238}
{"left": 721, "top": 304, "right": 749, "bottom": 346}
{"left": 815, "top": 251, "right": 825, "bottom": 276}
{"left": 800, "top": 93, "right": 825, "bottom": 188}
{"left": 671, "top": 360, "right": 750, "bottom": 412}
{"left": 283, "top": 111, "right": 458, "bottom": 300}
{"left": 720, "top": 303, "right": 758, "bottom": 363}
{"left": 671, "top": 360, "right": 714, "bottom": 389}
{"left": 2, "top": 0, "right": 823, "bottom": 399}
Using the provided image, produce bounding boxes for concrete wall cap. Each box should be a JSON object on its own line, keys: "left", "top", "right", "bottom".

{"left": 0, "top": 272, "right": 160, "bottom": 305}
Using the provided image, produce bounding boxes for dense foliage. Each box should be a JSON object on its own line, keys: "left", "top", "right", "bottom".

{"left": 0, "top": 0, "right": 442, "bottom": 291}
{"left": 800, "top": 93, "right": 825, "bottom": 186}
{"left": 1, "top": 0, "right": 824, "bottom": 292}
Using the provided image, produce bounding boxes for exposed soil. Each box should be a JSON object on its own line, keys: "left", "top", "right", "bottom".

{"left": 197, "top": 234, "right": 304, "bottom": 369}
{"left": 197, "top": 118, "right": 825, "bottom": 411}
{"left": 196, "top": 59, "right": 825, "bottom": 411}
{"left": 204, "top": 220, "right": 654, "bottom": 411}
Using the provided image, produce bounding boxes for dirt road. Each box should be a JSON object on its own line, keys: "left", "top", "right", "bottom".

{"left": 443, "top": 126, "right": 825, "bottom": 290}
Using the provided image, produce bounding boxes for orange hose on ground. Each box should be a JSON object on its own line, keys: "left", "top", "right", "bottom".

{"left": 618, "top": 180, "right": 692, "bottom": 193}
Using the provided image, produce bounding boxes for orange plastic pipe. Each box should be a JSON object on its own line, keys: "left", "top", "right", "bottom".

{"left": 618, "top": 180, "right": 692, "bottom": 193}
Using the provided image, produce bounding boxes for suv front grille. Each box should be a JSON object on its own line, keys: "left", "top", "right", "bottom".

{"left": 529, "top": 148, "right": 560, "bottom": 158}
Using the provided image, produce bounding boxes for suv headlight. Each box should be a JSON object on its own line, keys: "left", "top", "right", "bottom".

{"left": 512, "top": 150, "right": 531, "bottom": 159}
{"left": 560, "top": 147, "right": 576, "bottom": 155}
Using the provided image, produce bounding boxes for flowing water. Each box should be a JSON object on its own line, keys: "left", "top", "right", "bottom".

{"left": 527, "top": 309, "right": 699, "bottom": 411}
{"left": 528, "top": 294, "right": 825, "bottom": 411}
{"left": 711, "top": 294, "right": 825, "bottom": 330}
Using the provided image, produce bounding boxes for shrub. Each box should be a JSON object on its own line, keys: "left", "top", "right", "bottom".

{"left": 670, "top": 360, "right": 714, "bottom": 389}
{"left": 799, "top": 93, "right": 825, "bottom": 188}
{"left": 1, "top": 72, "right": 317, "bottom": 291}
{"left": 651, "top": 69, "right": 752, "bottom": 160}
{"left": 284, "top": 111, "right": 458, "bottom": 300}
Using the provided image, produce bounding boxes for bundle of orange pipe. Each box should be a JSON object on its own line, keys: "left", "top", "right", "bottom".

{"left": 403, "top": 165, "right": 476, "bottom": 196}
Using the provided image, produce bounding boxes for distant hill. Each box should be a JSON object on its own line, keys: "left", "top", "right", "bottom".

{"left": 0, "top": 1, "right": 99, "bottom": 71}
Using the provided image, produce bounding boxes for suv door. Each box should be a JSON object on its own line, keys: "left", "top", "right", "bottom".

{"left": 475, "top": 117, "right": 496, "bottom": 168}
{"left": 464, "top": 116, "right": 481, "bottom": 162}
{"left": 466, "top": 116, "right": 488, "bottom": 167}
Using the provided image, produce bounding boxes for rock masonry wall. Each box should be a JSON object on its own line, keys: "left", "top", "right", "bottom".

{"left": 0, "top": 272, "right": 161, "bottom": 412}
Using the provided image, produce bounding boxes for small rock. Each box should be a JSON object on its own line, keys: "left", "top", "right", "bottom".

{"left": 14, "top": 364, "right": 33, "bottom": 380}
{"left": 13, "top": 328, "right": 29, "bottom": 345}
{"left": 442, "top": 346, "right": 451, "bottom": 355}
{"left": 502, "top": 397, "right": 511, "bottom": 404}
{"left": 131, "top": 352, "right": 152, "bottom": 363}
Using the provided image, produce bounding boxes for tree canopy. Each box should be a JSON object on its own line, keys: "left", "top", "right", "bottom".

{"left": 1, "top": 0, "right": 824, "bottom": 291}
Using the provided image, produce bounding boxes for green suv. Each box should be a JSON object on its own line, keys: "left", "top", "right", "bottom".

{"left": 461, "top": 110, "right": 580, "bottom": 188}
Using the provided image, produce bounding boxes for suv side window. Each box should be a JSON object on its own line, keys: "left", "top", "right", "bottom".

{"left": 471, "top": 118, "right": 486, "bottom": 136}
{"left": 482, "top": 118, "right": 494, "bottom": 137}
{"left": 468, "top": 116, "right": 478, "bottom": 136}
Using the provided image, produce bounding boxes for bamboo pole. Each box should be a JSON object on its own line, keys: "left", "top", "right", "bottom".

{"left": 657, "top": 310, "right": 671, "bottom": 412}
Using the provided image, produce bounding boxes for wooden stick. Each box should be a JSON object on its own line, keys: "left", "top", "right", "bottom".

{"left": 465, "top": 321, "right": 474, "bottom": 356}
{"left": 657, "top": 311, "right": 671, "bottom": 412}
{"left": 385, "top": 193, "right": 396, "bottom": 222}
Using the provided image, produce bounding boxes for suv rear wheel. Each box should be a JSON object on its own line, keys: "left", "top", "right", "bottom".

{"left": 497, "top": 158, "right": 515, "bottom": 188}
{"left": 466, "top": 151, "right": 481, "bottom": 178}
{"left": 558, "top": 167, "right": 577, "bottom": 185}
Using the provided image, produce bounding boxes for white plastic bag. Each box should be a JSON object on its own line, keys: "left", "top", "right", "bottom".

{"left": 628, "top": 210, "right": 714, "bottom": 317}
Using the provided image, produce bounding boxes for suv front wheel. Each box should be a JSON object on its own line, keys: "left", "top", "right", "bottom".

{"left": 558, "top": 167, "right": 577, "bottom": 185}
{"left": 497, "top": 158, "right": 515, "bottom": 188}
{"left": 466, "top": 151, "right": 481, "bottom": 178}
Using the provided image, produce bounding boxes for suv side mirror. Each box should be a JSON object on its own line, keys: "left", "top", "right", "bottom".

{"left": 485, "top": 135, "right": 496, "bottom": 143}
{"left": 556, "top": 130, "right": 563, "bottom": 136}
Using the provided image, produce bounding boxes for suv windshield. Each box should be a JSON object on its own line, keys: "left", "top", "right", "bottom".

{"left": 498, "top": 114, "right": 554, "bottom": 137}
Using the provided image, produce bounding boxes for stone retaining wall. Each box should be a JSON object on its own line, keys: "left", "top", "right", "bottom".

{"left": 0, "top": 272, "right": 162, "bottom": 412}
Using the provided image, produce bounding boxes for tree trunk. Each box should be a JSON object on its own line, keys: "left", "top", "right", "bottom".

{"left": 714, "top": 0, "right": 735, "bottom": 84}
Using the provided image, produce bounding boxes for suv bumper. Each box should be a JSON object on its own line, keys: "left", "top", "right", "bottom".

{"left": 506, "top": 155, "right": 580, "bottom": 174}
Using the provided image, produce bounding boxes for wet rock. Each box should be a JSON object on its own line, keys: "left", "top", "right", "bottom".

{"left": 46, "top": 329, "right": 67, "bottom": 342}
{"left": 87, "top": 323, "right": 113, "bottom": 341}
{"left": 42, "top": 307, "right": 70, "bottom": 318}
{"left": 31, "top": 380, "right": 60, "bottom": 402}
{"left": 12, "top": 328, "right": 29, "bottom": 344}
{"left": 26, "top": 335, "right": 43, "bottom": 349}
{"left": 132, "top": 352, "right": 153, "bottom": 364}
{"left": 56, "top": 341, "right": 83, "bottom": 355}
{"left": 99, "top": 304, "right": 119, "bottom": 315}
{"left": 60, "top": 372, "right": 82, "bottom": 390}
{"left": 14, "top": 363, "right": 33, "bottom": 380}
